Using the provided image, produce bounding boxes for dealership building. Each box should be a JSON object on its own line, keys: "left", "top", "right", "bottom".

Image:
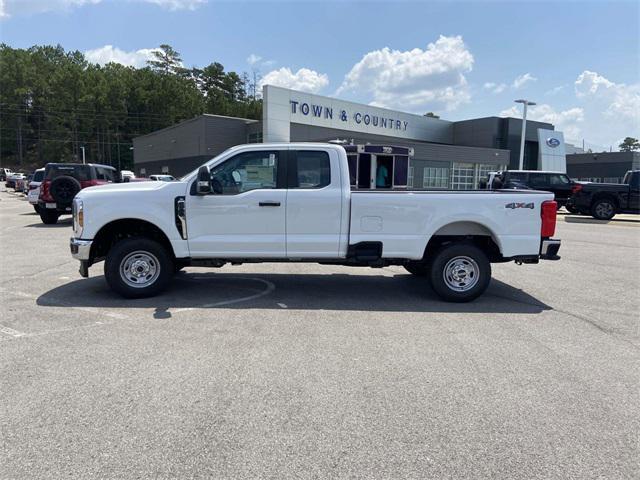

{"left": 133, "top": 85, "right": 569, "bottom": 189}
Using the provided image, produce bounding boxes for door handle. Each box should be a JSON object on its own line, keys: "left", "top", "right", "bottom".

{"left": 259, "top": 201, "right": 281, "bottom": 207}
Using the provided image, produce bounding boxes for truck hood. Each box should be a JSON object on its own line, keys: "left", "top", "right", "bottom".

{"left": 76, "top": 180, "right": 187, "bottom": 199}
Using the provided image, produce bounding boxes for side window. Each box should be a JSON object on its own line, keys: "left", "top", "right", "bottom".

{"left": 529, "top": 173, "right": 550, "bottom": 189}
{"left": 210, "top": 150, "right": 279, "bottom": 194}
{"left": 292, "top": 151, "right": 331, "bottom": 189}
{"left": 549, "top": 174, "right": 570, "bottom": 186}
{"left": 95, "top": 167, "right": 115, "bottom": 182}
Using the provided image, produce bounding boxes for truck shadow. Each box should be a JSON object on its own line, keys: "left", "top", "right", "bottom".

{"left": 25, "top": 219, "right": 73, "bottom": 228}
{"left": 37, "top": 271, "right": 551, "bottom": 314}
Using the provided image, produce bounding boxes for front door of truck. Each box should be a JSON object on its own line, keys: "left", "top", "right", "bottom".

{"left": 186, "top": 149, "right": 286, "bottom": 258}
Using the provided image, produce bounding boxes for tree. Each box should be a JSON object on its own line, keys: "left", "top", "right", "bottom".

{"left": 147, "top": 44, "right": 183, "bottom": 75}
{"left": 618, "top": 137, "right": 640, "bottom": 152}
{"left": 0, "top": 43, "right": 261, "bottom": 169}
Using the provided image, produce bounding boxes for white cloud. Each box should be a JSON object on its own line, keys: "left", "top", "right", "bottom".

{"left": 500, "top": 104, "right": 585, "bottom": 140}
{"left": 483, "top": 82, "right": 506, "bottom": 94}
{"left": 545, "top": 85, "right": 566, "bottom": 96}
{"left": 512, "top": 73, "right": 537, "bottom": 89}
{"left": 575, "top": 70, "right": 640, "bottom": 121}
{"left": 260, "top": 67, "right": 329, "bottom": 94}
{"left": 247, "top": 54, "right": 262, "bottom": 66}
{"left": 246, "top": 54, "right": 275, "bottom": 68}
{"left": 337, "top": 35, "right": 474, "bottom": 112}
{"left": 0, "top": 0, "right": 205, "bottom": 17}
{"left": 84, "top": 45, "right": 159, "bottom": 68}
{"left": 142, "top": 0, "right": 206, "bottom": 11}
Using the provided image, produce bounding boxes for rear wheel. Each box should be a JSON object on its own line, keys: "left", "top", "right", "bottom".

{"left": 33, "top": 205, "right": 40, "bottom": 214}
{"left": 428, "top": 243, "right": 491, "bottom": 303}
{"left": 39, "top": 209, "right": 59, "bottom": 224}
{"left": 104, "top": 237, "right": 174, "bottom": 298}
{"left": 565, "top": 205, "right": 579, "bottom": 214}
{"left": 591, "top": 198, "right": 616, "bottom": 220}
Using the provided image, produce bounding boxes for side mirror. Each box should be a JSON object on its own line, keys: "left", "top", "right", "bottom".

{"left": 196, "top": 166, "right": 211, "bottom": 195}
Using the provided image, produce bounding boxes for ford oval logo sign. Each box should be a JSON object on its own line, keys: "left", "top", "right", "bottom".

{"left": 546, "top": 137, "right": 561, "bottom": 148}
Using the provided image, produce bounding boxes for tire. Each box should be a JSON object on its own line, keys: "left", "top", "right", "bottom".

{"left": 39, "top": 209, "right": 59, "bottom": 224}
{"left": 50, "top": 175, "right": 81, "bottom": 204}
{"left": 33, "top": 205, "right": 40, "bottom": 214}
{"left": 591, "top": 198, "right": 616, "bottom": 220}
{"left": 404, "top": 261, "right": 429, "bottom": 276}
{"left": 104, "top": 237, "right": 174, "bottom": 299}
{"left": 428, "top": 243, "right": 491, "bottom": 303}
{"left": 565, "top": 205, "right": 579, "bottom": 214}
{"left": 174, "top": 259, "right": 189, "bottom": 274}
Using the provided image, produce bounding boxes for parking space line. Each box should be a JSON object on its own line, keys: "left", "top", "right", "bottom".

{"left": 171, "top": 277, "right": 276, "bottom": 313}
{"left": 0, "top": 325, "right": 26, "bottom": 337}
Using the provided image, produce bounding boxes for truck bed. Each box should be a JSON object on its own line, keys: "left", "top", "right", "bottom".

{"left": 349, "top": 189, "right": 553, "bottom": 259}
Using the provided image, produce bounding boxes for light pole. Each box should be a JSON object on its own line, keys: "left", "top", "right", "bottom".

{"left": 80, "top": 146, "right": 86, "bottom": 164}
{"left": 514, "top": 99, "right": 536, "bottom": 170}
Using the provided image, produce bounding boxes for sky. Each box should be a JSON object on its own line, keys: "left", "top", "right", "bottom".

{"left": 1, "top": 0, "right": 638, "bottom": 149}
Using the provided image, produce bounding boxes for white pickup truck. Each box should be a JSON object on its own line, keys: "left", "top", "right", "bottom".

{"left": 70, "top": 143, "right": 561, "bottom": 302}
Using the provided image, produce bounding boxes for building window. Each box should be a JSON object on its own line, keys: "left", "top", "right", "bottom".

{"left": 476, "top": 164, "right": 500, "bottom": 189}
{"left": 451, "top": 163, "right": 475, "bottom": 190}
{"left": 247, "top": 132, "right": 263, "bottom": 144}
{"left": 423, "top": 167, "right": 449, "bottom": 188}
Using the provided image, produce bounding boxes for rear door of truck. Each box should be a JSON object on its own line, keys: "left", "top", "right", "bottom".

{"left": 285, "top": 147, "right": 348, "bottom": 258}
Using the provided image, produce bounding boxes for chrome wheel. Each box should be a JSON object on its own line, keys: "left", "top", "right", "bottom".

{"left": 119, "top": 251, "right": 161, "bottom": 288}
{"left": 443, "top": 256, "right": 480, "bottom": 292}
{"left": 595, "top": 201, "right": 614, "bottom": 218}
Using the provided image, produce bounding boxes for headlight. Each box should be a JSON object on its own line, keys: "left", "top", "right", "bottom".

{"left": 73, "top": 199, "right": 84, "bottom": 235}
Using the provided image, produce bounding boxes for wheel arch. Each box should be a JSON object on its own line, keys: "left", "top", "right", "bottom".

{"left": 424, "top": 221, "right": 503, "bottom": 262}
{"left": 591, "top": 193, "right": 620, "bottom": 209}
{"left": 90, "top": 218, "right": 176, "bottom": 263}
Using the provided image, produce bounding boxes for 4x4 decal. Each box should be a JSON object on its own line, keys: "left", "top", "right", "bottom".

{"left": 505, "top": 202, "right": 534, "bottom": 209}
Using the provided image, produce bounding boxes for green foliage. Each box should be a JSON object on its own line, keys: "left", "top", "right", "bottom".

{"left": 0, "top": 43, "right": 262, "bottom": 170}
{"left": 618, "top": 137, "right": 640, "bottom": 152}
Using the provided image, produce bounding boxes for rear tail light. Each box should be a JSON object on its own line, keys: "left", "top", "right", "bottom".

{"left": 541, "top": 200, "right": 557, "bottom": 237}
{"left": 39, "top": 180, "right": 54, "bottom": 202}
{"left": 571, "top": 184, "right": 583, "bottom": 194}
{"left": 80, "top": 179, "right": 102, "bottom": 188}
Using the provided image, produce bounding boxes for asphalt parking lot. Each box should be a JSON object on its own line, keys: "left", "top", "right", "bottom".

{"left": 1, "top": 188, "right": 639, "bottom": 479}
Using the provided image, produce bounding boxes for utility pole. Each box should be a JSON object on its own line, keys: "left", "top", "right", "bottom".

{"left": 515, "top": 99, "right": 536, "bottom": 170}
{"left": 80, "top": 146, "right": 86, "bottom": 164}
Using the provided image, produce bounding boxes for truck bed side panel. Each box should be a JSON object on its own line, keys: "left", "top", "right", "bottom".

{"left": 349, "top": 191, "right": 554, "bottom": 259}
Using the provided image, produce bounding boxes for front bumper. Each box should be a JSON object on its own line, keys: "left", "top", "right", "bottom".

{"left": 70, "top": 238, "right": 92, "bottom": 261}
{"left": 540, "top": 238, "right": 561, "bottom": 260}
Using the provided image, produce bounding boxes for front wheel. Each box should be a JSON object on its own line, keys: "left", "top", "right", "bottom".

{"left": 591, "top": 199, "right": 616, "bottom": 220}
{"left": 104, "top": 237, "right": 174, "bottom": 298}
{"left": 428, "top": 243, "right": 491, "bottom": 302}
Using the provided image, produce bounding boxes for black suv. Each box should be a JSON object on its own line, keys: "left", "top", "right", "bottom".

{"left": 38, "top": 163, "right": 117, "bottom": 224}
{"left": 488, "top": 170, "right": 577, "bottom": 209}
